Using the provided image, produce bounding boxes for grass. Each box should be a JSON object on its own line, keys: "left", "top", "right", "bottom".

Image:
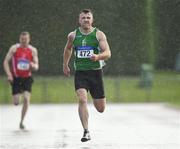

{"left": 0, "top": 71, "right": 180, "bottom": 105}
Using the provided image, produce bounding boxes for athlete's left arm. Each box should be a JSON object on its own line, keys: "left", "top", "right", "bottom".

{"left": 90, "top": 31, "right": 111, "bottom": 61}
{"left": 31, "top": 47, "right": 39, "bottom": 71}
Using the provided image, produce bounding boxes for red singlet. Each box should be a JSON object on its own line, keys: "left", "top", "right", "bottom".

{"left": 12, "top": 44, "right": 33, "bottom": 78}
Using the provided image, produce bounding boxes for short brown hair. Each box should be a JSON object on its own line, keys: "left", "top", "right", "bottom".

{"left": 80, "top": 9, "right": 93, "bottom": 14}
{"left": 20, "top": 31, "right": 30, "bottom": 37}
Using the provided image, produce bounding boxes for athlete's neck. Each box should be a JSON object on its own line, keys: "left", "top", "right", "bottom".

{"left": 20, "top": 43, "right": 29, "bottom": 47}
{"left": 80, "top": 27, "right": 94, "bottom": 35}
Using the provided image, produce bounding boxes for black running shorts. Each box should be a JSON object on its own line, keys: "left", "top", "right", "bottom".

{"left": 11, "top": 77, "right": 33, "bottom": 95}
{"left": 74, "top": 69, "right": 105, "bottom": 99}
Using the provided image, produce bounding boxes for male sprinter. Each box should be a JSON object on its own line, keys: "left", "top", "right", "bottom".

{"left": 63, "top": 9, "right": 111, "bottom": 142}
{"left": 3, "top": 31, "right": 39, "bottom": 129}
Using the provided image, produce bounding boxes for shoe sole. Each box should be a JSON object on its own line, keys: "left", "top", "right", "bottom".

{"left": 81, "top": 138, "right": 91, "bottom": 142}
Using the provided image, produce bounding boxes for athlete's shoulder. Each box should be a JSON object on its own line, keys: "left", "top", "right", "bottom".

{"left": 9, "top": 43, "right": 19, "bottom": 53}
{"left": 96, "top": 28, "right": 105, "bottom": 35}
{"left": 28, "top": 44, "right": 36, "bottom": 49}
{"left": 68, "top": 30, "right": 76, "bottom": 41}
{"left": 28, "top": 44, "right": 38, "bottom": 53}
{"left": 11, "top": 43, "right": 20, "bottom": 48}
{"left": 96, "top": 29, "right": 107, "bottom": 41}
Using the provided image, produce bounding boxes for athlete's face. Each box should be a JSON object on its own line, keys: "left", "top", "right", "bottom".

{"left": 79, "top": 12, "right": 93, "bottom": 30}
{"left": 19, "top": 34, "right": 30, "bottom": 46}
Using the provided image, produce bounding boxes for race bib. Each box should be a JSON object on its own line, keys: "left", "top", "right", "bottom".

{"left": 17, "top": 59, "right": 30, "bottom": 70}
{"left": 77, "top": 46, "right": 94, "bottom": 58}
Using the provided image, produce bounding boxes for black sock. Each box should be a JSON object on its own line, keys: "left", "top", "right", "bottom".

{"left": 84, "top": 129, "right": 89, "bottom": 133}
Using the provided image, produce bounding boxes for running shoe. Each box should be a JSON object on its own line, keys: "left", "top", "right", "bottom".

{"left": 19, "top": 123, "right": 25, "bottom": 129}
{"left": 81, "top": 130, "right": 91, "bottom": 142}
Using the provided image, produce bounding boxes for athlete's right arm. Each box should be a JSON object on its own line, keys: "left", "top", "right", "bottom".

{"left": 3, "top": 45, "right": 16, "bottom": 82}
{"left": 63, "top": 32, "right": 75, "bottom": 76}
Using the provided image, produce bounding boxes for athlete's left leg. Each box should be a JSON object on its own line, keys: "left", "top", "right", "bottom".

{"left": 93, "top": 98, "right": 106, "bottom": 113}
{"left": 20, "top": 91, "right": 31, "bottom": 129}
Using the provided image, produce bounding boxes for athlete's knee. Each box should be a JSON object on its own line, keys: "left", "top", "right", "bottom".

{"left": 13, "top": 96, "right": 19, "bottom": 105}
{"left": 23, "top": 97, "right": 30, "bottom": 104}
{"left": 14, "top": 101, "right": 19, "bottom": 106}
{"left": 97, "top": 106, "right": 105, "bottom": 113}
{"left": 77, "top": 90, "right": 88, "bottom": 105}
{"left": 94, "top": 98, "right": 106, "bottom": 113}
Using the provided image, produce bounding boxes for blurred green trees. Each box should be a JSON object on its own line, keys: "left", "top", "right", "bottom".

{"left": 0, "top": 0, "right": 179, "bottom": 75}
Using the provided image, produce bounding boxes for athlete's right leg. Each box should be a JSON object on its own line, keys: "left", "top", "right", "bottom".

{"left": 76, "top": 88, "right": 91, "bottom": 142}
{"left": 19, "top": 91, "right": 30, "bottom": 129}
{"left": 12, "top": 77, "right": 21, "bottom": 105}
{"left": 76, "top": 88, "right": 89, "bottom": 130}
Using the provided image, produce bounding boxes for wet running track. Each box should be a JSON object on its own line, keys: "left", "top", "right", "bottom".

{"left": 0, "top": 103, "right": 180, "bottom": 149}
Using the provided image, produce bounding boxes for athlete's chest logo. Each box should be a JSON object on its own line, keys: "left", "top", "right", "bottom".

{"left": 82, "top": 39, "right": 86, "bottom": 46}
